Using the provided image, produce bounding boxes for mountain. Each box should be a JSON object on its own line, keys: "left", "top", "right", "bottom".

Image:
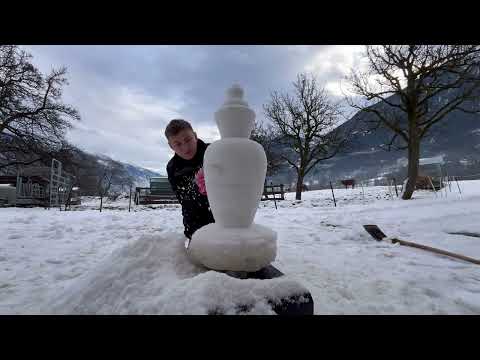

{"left": 92, "top": 153, "right": 162, "bottom": 187}
{"left": 81, "top": 153, "right": 163, "bottom": 191}
{"left": 121, "top": 163, "right": 162, "bottom": 187}
{"left": 268, "top": 81, "right": 480, "bottom": 188}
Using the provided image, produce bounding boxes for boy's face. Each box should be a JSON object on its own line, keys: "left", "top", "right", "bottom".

{"left": 168, "top": 128, "right": 198, "bottom": 160}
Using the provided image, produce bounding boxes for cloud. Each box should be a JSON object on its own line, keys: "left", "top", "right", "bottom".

{"left": 21, "top": 45, "right": 366, "bottom": 173}
{"left": 303, "top": 45, "right": 367, "bottom": 97}
{"left": 67, "top": 122, "right": 173, "bottom": 175}
{"left": 305, "top": 45, "right": 366, "bottom": 77}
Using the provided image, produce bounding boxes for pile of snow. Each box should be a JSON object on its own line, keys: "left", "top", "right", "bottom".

{"left": 1, "top": 180, "right": 480, "bottom": 314}
{"left": 45, "top": 233, "right": 306, "bottom": 315}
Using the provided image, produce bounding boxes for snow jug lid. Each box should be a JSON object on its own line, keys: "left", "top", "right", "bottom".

{"left": 222, "top": 83, "right": 249, "bottom": 108}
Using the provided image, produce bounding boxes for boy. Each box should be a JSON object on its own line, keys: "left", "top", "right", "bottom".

{"left": 165, "top": 119, "right": 215, "bottom": 245}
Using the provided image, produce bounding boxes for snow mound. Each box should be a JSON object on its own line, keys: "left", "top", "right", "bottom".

{"left": 46, "top": 233, "right": 306, "bottom": 315}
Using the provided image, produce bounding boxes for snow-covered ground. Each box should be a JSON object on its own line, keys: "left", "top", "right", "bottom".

{"left": 1, "top": 181, "right": 480, "bottom": 314}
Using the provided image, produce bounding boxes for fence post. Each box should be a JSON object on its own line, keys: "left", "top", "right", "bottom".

{"left": 443, "top": 176, "right": 448, "bottom": 198}
{"left": 447, "top": 173, "right": 452, "bottom": 192}
{"left": 329, "top": 181, "right": 337, "bottom": 207}
{"left": 393, "top": 178, "right": 399, "bottom": 197}
{"left": 455, "top": 176, "right": 462, "bottom": 194}
{"left": 129, "top": 185, "right": 132, "bottom": 212}
{"left": 271, "top": 181, "right": 277, "bottom": 210}
{"left": 428, "top": 176, "right": 438, "bottom": 198}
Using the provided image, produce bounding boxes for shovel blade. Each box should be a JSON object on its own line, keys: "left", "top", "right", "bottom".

{"left": 363, "top": 225, "right": 387, "bottom": 241}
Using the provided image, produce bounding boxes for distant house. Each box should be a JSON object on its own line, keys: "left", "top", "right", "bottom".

{"left": 419, "top": 155, "right": 445, "bottom": 176}
{"left": 0, "top": 168, "right": 50, "bottom": 207}
{"left": 0, "top": 161, "right": 76, "bottom": 207}
{"left": 416, "top": 155, "right": 446, "bottom": 190}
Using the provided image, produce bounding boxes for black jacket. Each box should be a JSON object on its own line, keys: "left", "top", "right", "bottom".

{"left": 166, "top": 139, "right": 215, "bottom": 239}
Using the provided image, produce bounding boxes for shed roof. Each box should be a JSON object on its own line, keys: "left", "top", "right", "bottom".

{"left": 419, "top": 155, "right": 445, "bottom": 166}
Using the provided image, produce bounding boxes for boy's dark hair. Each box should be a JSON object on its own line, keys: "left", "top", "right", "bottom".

{"left": 165, "top": 119, "right": 193, "bottom": 139}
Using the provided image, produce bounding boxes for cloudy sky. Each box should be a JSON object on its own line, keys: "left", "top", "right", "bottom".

{"left": 23, "top": 45, "right": 367, "bottom": 175}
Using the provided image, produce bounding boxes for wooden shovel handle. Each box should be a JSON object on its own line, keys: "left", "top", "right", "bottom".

{"left": 391, "top": 238, "right": 480, "bottom": 265}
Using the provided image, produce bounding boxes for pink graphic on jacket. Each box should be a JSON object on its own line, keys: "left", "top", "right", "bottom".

{"left": 195, "top": 167, "right": 207, "bottom": 195}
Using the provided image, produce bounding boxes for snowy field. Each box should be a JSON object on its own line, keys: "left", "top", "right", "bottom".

{"left": 1, "top": 180, "right": 480, "bottom": 314}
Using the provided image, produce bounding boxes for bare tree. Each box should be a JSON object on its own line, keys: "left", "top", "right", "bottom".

{"left": 250, "top": 120, "right": 285, "bottom": 178}
{"left": 97, "top": 165, "right": 114, "bottom": 212}
{"left": 347, "top": 45, "right": 480, "bottom": 199}
{"left": 264, "top": 73, "right": 352, "bottom": 200}
{"left": 0, "top": 45, "right": 80, "bottom": 172}
{"left": 96, "top": 161, "right": 125, "bottom": 212}
{"left": 110, "top": 167, "right": 135, "bottom": 200}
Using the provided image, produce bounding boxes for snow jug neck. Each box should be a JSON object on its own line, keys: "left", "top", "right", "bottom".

{"left": 214, "top": 84, "right": 255, "bottom": 138}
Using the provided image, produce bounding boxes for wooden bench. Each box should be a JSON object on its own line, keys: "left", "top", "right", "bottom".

{"left": 135, "top": 187, "right": 178, "bottom": 205}
{"left": 261, "top": 184, "right": 285, "bottom": 201}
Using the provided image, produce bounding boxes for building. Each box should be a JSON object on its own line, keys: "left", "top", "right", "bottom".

{"left": 0, "top": 169, "right": 50, "bottom": 207}
{"left": 0, "top": 160, "right": 76, "bottom": 207}
{"left": 416, "top": 155, "right": 446, "bottom": 190}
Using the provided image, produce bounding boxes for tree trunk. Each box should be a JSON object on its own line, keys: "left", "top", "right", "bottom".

{"left": 402, "top": 135, "right": 420, "bottom": 200}
{"left": 295, "top": 173, "right": 304, "bottom": 200}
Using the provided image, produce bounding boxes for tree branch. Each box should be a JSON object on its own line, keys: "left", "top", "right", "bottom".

{"left": 0, "top": 157, "right": 44, "bottom": 170}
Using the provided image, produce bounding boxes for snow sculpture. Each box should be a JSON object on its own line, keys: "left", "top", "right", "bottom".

{"left": 189, "top": 84, "right": 277, "bottom": 271}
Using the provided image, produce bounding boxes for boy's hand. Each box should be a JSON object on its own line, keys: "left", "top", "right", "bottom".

{"left": 195, "top": 168, "right": 207, "bottom": 195}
